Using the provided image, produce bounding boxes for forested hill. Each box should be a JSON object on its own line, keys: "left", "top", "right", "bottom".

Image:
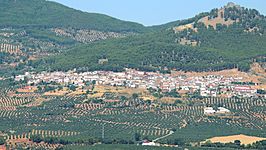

{"left": 0, "top": 0, "right": 146, "bottom": 33}
{"left": 34, "top": 3, "right": 266, "bottom": 73}
{"left": 0, "top": 0, "right": 150, "bottom": 76}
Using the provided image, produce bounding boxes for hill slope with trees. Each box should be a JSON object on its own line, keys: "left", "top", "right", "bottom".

{"left": 0, "top": 0, "right": 146, "bottom": 33}
{"left": 0, "top": 0, "right": 150, "bottom": 76}
{"left": 34, "top": 3, "right": 266, "bottom": 72}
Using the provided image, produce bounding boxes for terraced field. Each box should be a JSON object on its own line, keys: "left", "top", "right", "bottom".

{"left": 0, "top": 81, "right": 265, "bottom": 150}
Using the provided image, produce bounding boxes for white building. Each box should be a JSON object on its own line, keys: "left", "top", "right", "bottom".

{"left": 217, "top": 107, "right": 230, "bottom": 114}
{"left": 204, "top": 107, "right": 216, "bottom": 115}
{"left": 204, "top": 107, "right": 230, "bottom": 115}
{"left": 142, "top": 141, "right": 160, "bottom": 146}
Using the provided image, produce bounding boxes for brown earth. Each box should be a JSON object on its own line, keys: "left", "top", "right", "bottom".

{"left": 172, "top": 68, "right": 263, "bottom": 83}
{"left": 159, "top": 97, "right": 180, "bottom": 104}
{"left": 17, "top": 86, "right": 37, "bottom": 93}
{"left": 90, "top": 85, "right": 150, "bottom": 98}
{"left": 198, "top": 8, "right": 239, "bottom": 29}
{"left": 204, "top": 134, "right": 266, "bottom": 145}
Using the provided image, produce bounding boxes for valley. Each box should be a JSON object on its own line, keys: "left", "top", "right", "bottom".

{"left": 0, "top": 66, "right": 265, "bottom": 149}
{"left": 0, "top": 0, "right": 266, "bottom": 149}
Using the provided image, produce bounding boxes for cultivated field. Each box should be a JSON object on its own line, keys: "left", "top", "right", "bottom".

{"left": 0, "top": 81, "right": 265, "bottom": 149}
{"left": 205, "top": 134, "right": 266, "bottom": 145}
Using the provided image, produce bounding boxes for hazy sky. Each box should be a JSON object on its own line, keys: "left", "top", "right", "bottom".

{"left": 51, "top": 0, "right": 266, "bottom": 26}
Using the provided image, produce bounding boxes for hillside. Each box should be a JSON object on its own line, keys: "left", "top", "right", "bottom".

{"left": 35, "top": 3, "right": 266, "bottom": 73}
{"left": 0, "top": 0, "right": 149, "bottom": 75}
{"left": 0, "top": 0, "right": 146, "bottom": 33}
{"left": 1, "top": 2, "right": 266, "bottom": 149}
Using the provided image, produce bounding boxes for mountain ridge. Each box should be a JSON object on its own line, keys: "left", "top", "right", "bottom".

{"left": 0, "top": 0, "right": 146, "bottom": 33}
{"left": 33, "top": 2, "right": 266, "bottom": 73}
{"left": 1, "top": 1, "right": 266, "bottom": 76}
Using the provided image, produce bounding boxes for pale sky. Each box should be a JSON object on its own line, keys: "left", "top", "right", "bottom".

{"left": 51, "top": 0, "right": 266, "bottom": 26}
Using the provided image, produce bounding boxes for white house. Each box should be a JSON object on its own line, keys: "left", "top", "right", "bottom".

{"left": 217, "top": 107, "right": 230, "bottom": 114}
{"left": 204, "top": 107, "right": 216, "bottom": 115}
{"left": 142, "top": 141, "right": 160, "bottom": 146}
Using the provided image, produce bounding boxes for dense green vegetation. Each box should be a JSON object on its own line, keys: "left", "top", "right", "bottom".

{"left": 0, "top": 0, "right": 149, "bottom": 71}
{"left": 26, "top": 28, "right": 76, "bottom": 46}
{"left": 64, "top": 144, "right": 250, "bottom": 150}
{"left": 0, "top": 0, "right": 146, "bottom": 33}
{"left": 0, "top": 137, "right": 5, "bottom": 145}
{"left": 32, "top": 5, "right": 266, "bottom": 72}
{"left": 35, "top": 25, "right": 266, "bottom": 72}
{"left": 64, "top": 144, "right": 179, "bottom": 150}
{"left": 1, "top": 1, "right": 266, "bottom": 73}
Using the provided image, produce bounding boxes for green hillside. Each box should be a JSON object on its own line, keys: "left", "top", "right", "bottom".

{"left": 35, "top": 5, "right": 266, "bottom": 72}
{"left": 0, "top": 0, "right": 150, "bottom": 75}
{"left": 0, "top": 0, "right": 146, "bottom": 33}
{"left": 2, "top": 1, "right": 266, "bottom": 73}
{"left": 148, "top": 12, "right": 209, "bottom": 31}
